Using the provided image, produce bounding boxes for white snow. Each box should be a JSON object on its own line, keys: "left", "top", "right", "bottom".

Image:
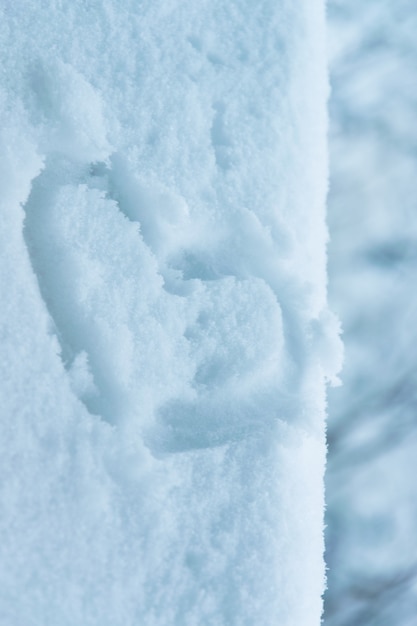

{"left": 0, "top": 1, "right": 339, "bottom": 624}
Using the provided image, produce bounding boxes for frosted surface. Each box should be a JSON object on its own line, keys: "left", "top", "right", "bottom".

{"left": 0, "top": 1, "right": 339, "bottom": 624}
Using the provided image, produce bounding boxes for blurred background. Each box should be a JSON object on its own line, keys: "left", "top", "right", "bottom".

{"left": 325, "top": 1, "right": 417, "bottom": 624}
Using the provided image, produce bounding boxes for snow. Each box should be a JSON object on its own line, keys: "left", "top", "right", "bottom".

{"left": 325, "top": 1, "right": 417, "bottom": 624}
{"left": 0, "top": 1, "right": 339, "bottom": 624}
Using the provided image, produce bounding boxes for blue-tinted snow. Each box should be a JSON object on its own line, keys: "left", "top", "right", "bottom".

{"left": 0, "top": 1, "right": 340, "bottom": 624}
{"left": 325, "top": 2, "right": 417, "bottom": 623}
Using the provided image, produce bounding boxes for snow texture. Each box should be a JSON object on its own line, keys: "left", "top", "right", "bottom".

{"left": 0, "top": 1, "right": 338, "bottom": 624}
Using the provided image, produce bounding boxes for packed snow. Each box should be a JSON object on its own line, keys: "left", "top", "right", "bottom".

{"left": 0, "top": 1, "right": 340, "bottom": 624}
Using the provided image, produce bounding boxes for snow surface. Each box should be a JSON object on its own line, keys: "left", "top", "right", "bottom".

{"left": 325, "top": 2, "right": 417, "bottom": 624}
{"left": 0, "top": 1, "right": 339, "bottom": 624}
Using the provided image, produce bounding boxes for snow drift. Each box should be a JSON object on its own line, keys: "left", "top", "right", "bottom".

{"left": 0, "top": 1, "right": 340, "bottom": 624}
